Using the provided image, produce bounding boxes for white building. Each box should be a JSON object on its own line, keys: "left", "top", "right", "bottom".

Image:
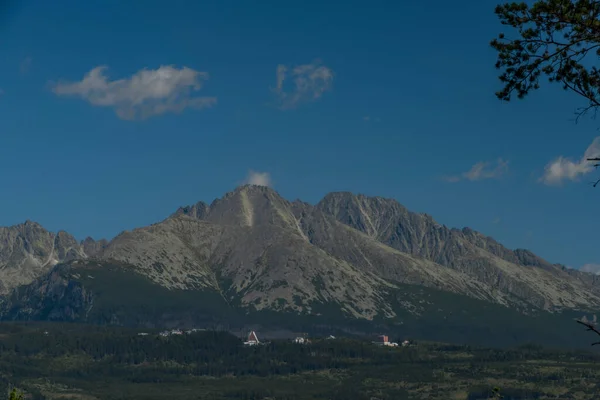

{"left": 243, "top": 331, "right": 260, "bottom": 346}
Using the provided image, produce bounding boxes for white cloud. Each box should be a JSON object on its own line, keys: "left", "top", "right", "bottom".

{"left": 272, "top": 60, "right": 333, "bottom": 109}
{"left": 51, "top": 65, "right": 217, "bottom": 120}
{"left": 540, "top": 137, "right": 600, "bottom": 186}
{"left": 444, "top": 158, "right": 509, "bottom": 182}
{"left": 492, "top": 217, "right": 501, "bottom": 224}
{"left": 244, "top": 170, "right": 272, "bottom": 187}
{"left": 580, "top": 263, "right": 600, "bottom": 275}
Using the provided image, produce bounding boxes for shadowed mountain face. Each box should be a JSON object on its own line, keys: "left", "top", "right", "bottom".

{"left": 1, "top": 185, "right": 599, "bottom": 328}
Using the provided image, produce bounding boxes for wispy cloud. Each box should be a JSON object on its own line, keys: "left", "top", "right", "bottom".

{"left": 50, "top": 65, "right": 217, "bottom": 120}
{"left": 443, "top": 158, "right": 509, "bottom": 183}
{"left": 19, "top": 56, "right": 32, "bottom": 75}
{"left": 540, "top": 137, "right": 600, "bottom": 186}
{"left": 272, "top": 60, "right": 333, "bottom": 110}
{"left": 580, "top": 263, "right": 600, "bottom": 275}
{"left": 363, "top": 116, "right": 381, "bottom": 122}
{"left": 492, "top": 217, "right": 501, "bottom": 224}
{"left": 244, "top": 170, "right": 272, "bottom": 187}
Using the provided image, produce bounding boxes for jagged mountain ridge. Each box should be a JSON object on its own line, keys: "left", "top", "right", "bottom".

{"left": 316, "top": 192, "right": 600, "bottom": 309}
{"left": 1, "top": 185, "right": 599, "bottom": 321}
{"left": 157, "top": 185, "right": 600, "bottom": 313}
{"left": 104, "top": 186, "right": 477, "bottom": 318}
{"left": 0, "top": 221, "right": 107, "bottom": 294}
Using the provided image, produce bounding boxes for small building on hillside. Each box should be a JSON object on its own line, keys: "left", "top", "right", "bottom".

{"left": 294, "top": 336, "right": 311, "bottom": 344}
{"left": 372, "top": 335, "right": 398, "bottom": 347}
{"left": 373, "top": 335, "right": 389, "bottom": 346}
{"left": 243, "top": 331, "right": 260, "bottom": 346}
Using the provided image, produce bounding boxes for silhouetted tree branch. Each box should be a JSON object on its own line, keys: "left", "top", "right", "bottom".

{"left": 589, "top": 157, "right": 600, "bottom": 186}
{"left": 491, "top": 1, "right": 600, "bottom": 121}
{"left": 576, "top": 315, "right": 600, "bottom": 345}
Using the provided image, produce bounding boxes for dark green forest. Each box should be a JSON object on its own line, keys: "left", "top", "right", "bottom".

{"left": 0, "top": 322, "right": 599, "bottom": 399}
{"left": 4, "top": 261, "right": 594, "bottom": 352}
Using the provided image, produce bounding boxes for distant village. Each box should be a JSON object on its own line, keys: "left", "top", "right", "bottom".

{"left": 242, "top": 332, "right": 411, "bottom": 347}
{"left": 139, "top": 329, "right": 412, "bottom": 348}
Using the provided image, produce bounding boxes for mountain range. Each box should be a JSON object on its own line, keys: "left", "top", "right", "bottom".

{"left": 0, "top": 185, "right": 597, "bottom": 347}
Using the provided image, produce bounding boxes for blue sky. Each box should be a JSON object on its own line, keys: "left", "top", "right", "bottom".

{"left": 0, "top": 0, "right": 598, "bottom": 270}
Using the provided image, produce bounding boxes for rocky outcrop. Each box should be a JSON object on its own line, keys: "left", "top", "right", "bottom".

{"left": 316, "top": 191, "right": 600, "bottom": 311}
{"left": 174, "top": 201, "right": 210, "bottom": 220}
{"left": 0, "top": 221, "right": 87, "bottom": 294}
{"left": 81, "top": 237, "right": 108, "bottom": 257}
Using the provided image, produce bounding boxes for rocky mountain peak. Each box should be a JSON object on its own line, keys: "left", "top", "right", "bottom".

{"left": 174, "top": 201, "right": 210, "bottom": 220}
{"left": 317, "top": 191, "right": 411, "bottom": 238}
{"left": 317, "top": 191, "right": 557, "bottom": 273}
{"left": 0, "top": 221, "right": 88, "bottom": 294}
{"left": 175, "top": 185, "right": 300, "bottom": 231}
{"left": 54, "top": 230, "right": 86, "bottom": 262}
{"left": 81, "top": 237, "right": 109, "bottom": 257}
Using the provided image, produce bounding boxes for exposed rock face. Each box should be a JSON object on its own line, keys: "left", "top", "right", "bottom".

{"left": 1, "top": 186, "right": 599, "bottom": 321}
{"left": 174, "top": 201, "right": 209, "bottom": 220}
{"left": 96, "top": 186, "right": 600, "bottom": 316}
{"left": 81, "top": 237, "right": 108, "bottom": 257}
{"left": 103, "top": 186, "right": 397, "bottom": 318}
{"left": 316, "top": 192, "right": 600, "bottom": 311}
{"left": 0, "top": 221, "right": 87, "bottom": 294}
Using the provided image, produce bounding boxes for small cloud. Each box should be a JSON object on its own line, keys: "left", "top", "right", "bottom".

{"left": 244, "top": 170, "right": 272, "bottom": 187}
{"left": 272, "top": 60, "right": 333, "bottom": 110}
{"left": 50, "top": 65, "right": 217, "bottom": 120}
{"left": 492, "top": 217, "right": 501, "bottom": 224}
{"left": 443, "top": 158, "right": 509, "bottom": 182}
{"left": 363, "top": 116, "right": 371, "bottom": 121}
{"left": 363, "top": 116, "right": 381, "bottom": 122}
{"left": 19, "top": 56, "right": 32, "bottom": 75}
{"left": 540, "top": 137, "right": 600, "bottom": 186}
{"left": 580, "top": 263, "right": 600, "bottom": 275}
